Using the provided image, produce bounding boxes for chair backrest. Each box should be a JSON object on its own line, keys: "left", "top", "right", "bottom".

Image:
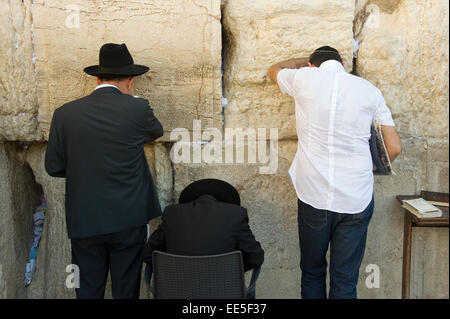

{"left": 152, "top": 250, "right": 246, "bottom": 299}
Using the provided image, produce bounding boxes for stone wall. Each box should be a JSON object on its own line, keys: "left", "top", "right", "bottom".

{"left": 0, "top": 1, "right": 39, "bottom": 141}
{"left": 0, "top": 143, "right": 41, "bottom": 298}
{"left": 0, "top": 0, "right": 448, "bottom": 299}
{"left": 354, "top": 0, "right": 449, "bottom": 298}
{"left": 222, "top": 0, "right": 355, "bottom": 139}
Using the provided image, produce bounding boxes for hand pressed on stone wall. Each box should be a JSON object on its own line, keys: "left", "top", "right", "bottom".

{"left": 267, "top": 57, "right": 310, "bottom": 83}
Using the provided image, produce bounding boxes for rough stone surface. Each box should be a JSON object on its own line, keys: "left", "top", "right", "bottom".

{"left": 0, "top": 143, "right": 41, "bottom": 298}
{"left": 22, "top": 143, "right": 72, "bottom": 298}
{"left": 222, "top": 0, "right": 355, "bottom": 139}
{"left": 354, "top": 1, "right": 449, "bottom": 298}
{"left": 145, "top": 143, "right": 174, "bottom": 209}
{"left": 0, "top": 0, "right": 449, "bottom": 299}
{"left": 0, "top": 1, "right": 39, "bottom": 141}
{"left": 26, "top": 0, "right": 222, "bottom": 141}
{"left": 0, "top": 142, "right": 171, "bottom": 298}
{"left": 355, "top": 0, "right": 449, "bottom": 139}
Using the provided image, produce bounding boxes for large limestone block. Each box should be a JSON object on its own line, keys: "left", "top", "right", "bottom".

{"left": 411, "top": 227, "right": 449, "bottom": 299}
{"left": 222, "top": 0, "right": 355, "bottom": 139}
{"left": 425, "top": 139, "right": 449, "bottom": 193}
{"left": 0, "top": 143, "right": 42, "bottom": 298}
{"left": 355, "top": 0, "right": 449, "bottom": 139}
{"left": 23, "top": 143, "right": 72, "bottom": 298}
{"left": 30, "top": 0, "right": 222, "bottom": 141}
{"left": 144, "top": 143, "right": 174, "bottom": 210}
{"left": 0, "top": 1, "right": 39, "bottom": 141}
{"left": 0, "top": 144, "right": 27, "bottom": 298}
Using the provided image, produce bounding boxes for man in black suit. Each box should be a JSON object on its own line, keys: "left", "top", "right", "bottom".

{"left": 45, "top": 43, "right": 163, "bottom": 299}
{"left": 143, "top": 179, "right": 264, "bottom": 274}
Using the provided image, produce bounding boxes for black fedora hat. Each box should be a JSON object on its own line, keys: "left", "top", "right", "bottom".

{"left": 179, "top": 179, "right": 241, "bottom": 206}
{"left": 84, "top": 43, "right": 149, "bottom": 77}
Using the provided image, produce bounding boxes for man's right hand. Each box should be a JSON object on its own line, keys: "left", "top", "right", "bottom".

{"left": 267, "top": 57, "right": 310, "bottom": 83}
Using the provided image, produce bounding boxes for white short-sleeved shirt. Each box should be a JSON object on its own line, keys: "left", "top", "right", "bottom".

{"left": 278, "top": 60, "right": 395, "bottom": 214}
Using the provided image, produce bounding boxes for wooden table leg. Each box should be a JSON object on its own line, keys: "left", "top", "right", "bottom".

{"left": 402, "top": 212, "right": 413, "bottom": 299}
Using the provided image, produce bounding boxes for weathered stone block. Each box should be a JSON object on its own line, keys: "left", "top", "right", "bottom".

{"left": 0, "top": 1, "right": 39, "bottom": 141}
{"left": 23, "top": 143, "right": 72, "bottom": 298}
{"left": 0, "top": 143, "right": 41, "bottom": 298}
{"left": 425, "top": 139, "right": 449, "bottom": 193}
{"left": 144, "top": 143, "right": 174, "bottom": 210}
{"left": 412, "top": 227, "right": 449, "bottom": 299}
{"left": 29, "top": 0, "right": 222, "bottom": 141}
{"left": 222, "top": 0, "right": 355, "bottom": 139}
{"left": 355, "top": 0, "right": 449, "bottom": 139}
{"left": 0, "top": 0, "right": 448, "bottom": 300}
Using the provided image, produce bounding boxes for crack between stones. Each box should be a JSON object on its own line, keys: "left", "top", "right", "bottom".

{"left": 29, "top": 0, "right": 40, "bottom": 140}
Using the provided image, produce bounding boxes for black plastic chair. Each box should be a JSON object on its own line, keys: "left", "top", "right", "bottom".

{"left": 145, "top": 250, "right": 261, "bottom": 299}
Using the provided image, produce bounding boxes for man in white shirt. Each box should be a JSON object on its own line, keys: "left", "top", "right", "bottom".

{"left": 268, "top": 46, "right": 401, "bottom": 299}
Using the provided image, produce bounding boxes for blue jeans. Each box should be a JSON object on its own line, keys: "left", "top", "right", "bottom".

{"left": 297, "top": 197, "right": 374, "bottom": 299}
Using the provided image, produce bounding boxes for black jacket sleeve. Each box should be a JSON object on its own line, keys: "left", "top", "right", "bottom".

{"left": 45, "top": 110, "right": 66, "bottom": 177}
{"left": 142, "top": 216, "right": 167, "bottom": 274}
{"left": 237, "top": 209, "right": 265, "bottom": 272}
{"left": 141, "top": 101, "right": 164, "bottom": 142}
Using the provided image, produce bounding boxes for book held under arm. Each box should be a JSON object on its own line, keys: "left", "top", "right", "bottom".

{"left": 369, "top": 121, "right": 395, "bottom": 175}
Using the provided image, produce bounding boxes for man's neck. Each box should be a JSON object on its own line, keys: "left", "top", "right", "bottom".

{"left": 96, "top": 81, "right": 127, "bottom": 94}
{"left": 100, "top": 81, "right": 119, "bottom": 86}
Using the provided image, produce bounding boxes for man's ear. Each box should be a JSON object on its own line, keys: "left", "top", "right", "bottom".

{"left": 96, "top": 77, "right": 102, "bottom": 85}
{"left": 128, "top": 77, "right": 134, "bottom": 89}
{"left": 308, "top": 62, "right": 316, "bottom": 67}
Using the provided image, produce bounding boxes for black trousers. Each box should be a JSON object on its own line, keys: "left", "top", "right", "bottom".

{"left": 71, "top": 225, "right": 147, "bottom": 299}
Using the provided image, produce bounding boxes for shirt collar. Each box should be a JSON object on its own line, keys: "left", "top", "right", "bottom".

{"left": 319, "top": 60, "right": 345, "bottom": 72}
{"left": 94, "top": 84, "right": 121, "bottom": 91}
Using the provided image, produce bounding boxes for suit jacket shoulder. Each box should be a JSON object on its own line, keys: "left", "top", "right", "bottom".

{"left": 47, "top": 88, "right": 163, "bottom": 238}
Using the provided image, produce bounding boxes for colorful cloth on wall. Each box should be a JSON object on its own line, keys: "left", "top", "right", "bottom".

{"left": 24, "top": 195, "right": 46, "bottom": 287}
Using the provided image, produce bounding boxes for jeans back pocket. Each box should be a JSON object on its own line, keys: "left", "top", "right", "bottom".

{"left": 301, "top": 201, "right": 328, "bottom": 230}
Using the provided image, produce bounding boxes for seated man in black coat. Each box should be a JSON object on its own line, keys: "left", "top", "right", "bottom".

{"left": 143, "top": 179, "right": 264, "bottom": 273}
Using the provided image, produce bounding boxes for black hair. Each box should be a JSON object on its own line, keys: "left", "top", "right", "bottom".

{"left": 97, "top": 75, "right": 132, "bottom": 82}
{"left": 309, "top": 46, "right": 342, "bottom": 67}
